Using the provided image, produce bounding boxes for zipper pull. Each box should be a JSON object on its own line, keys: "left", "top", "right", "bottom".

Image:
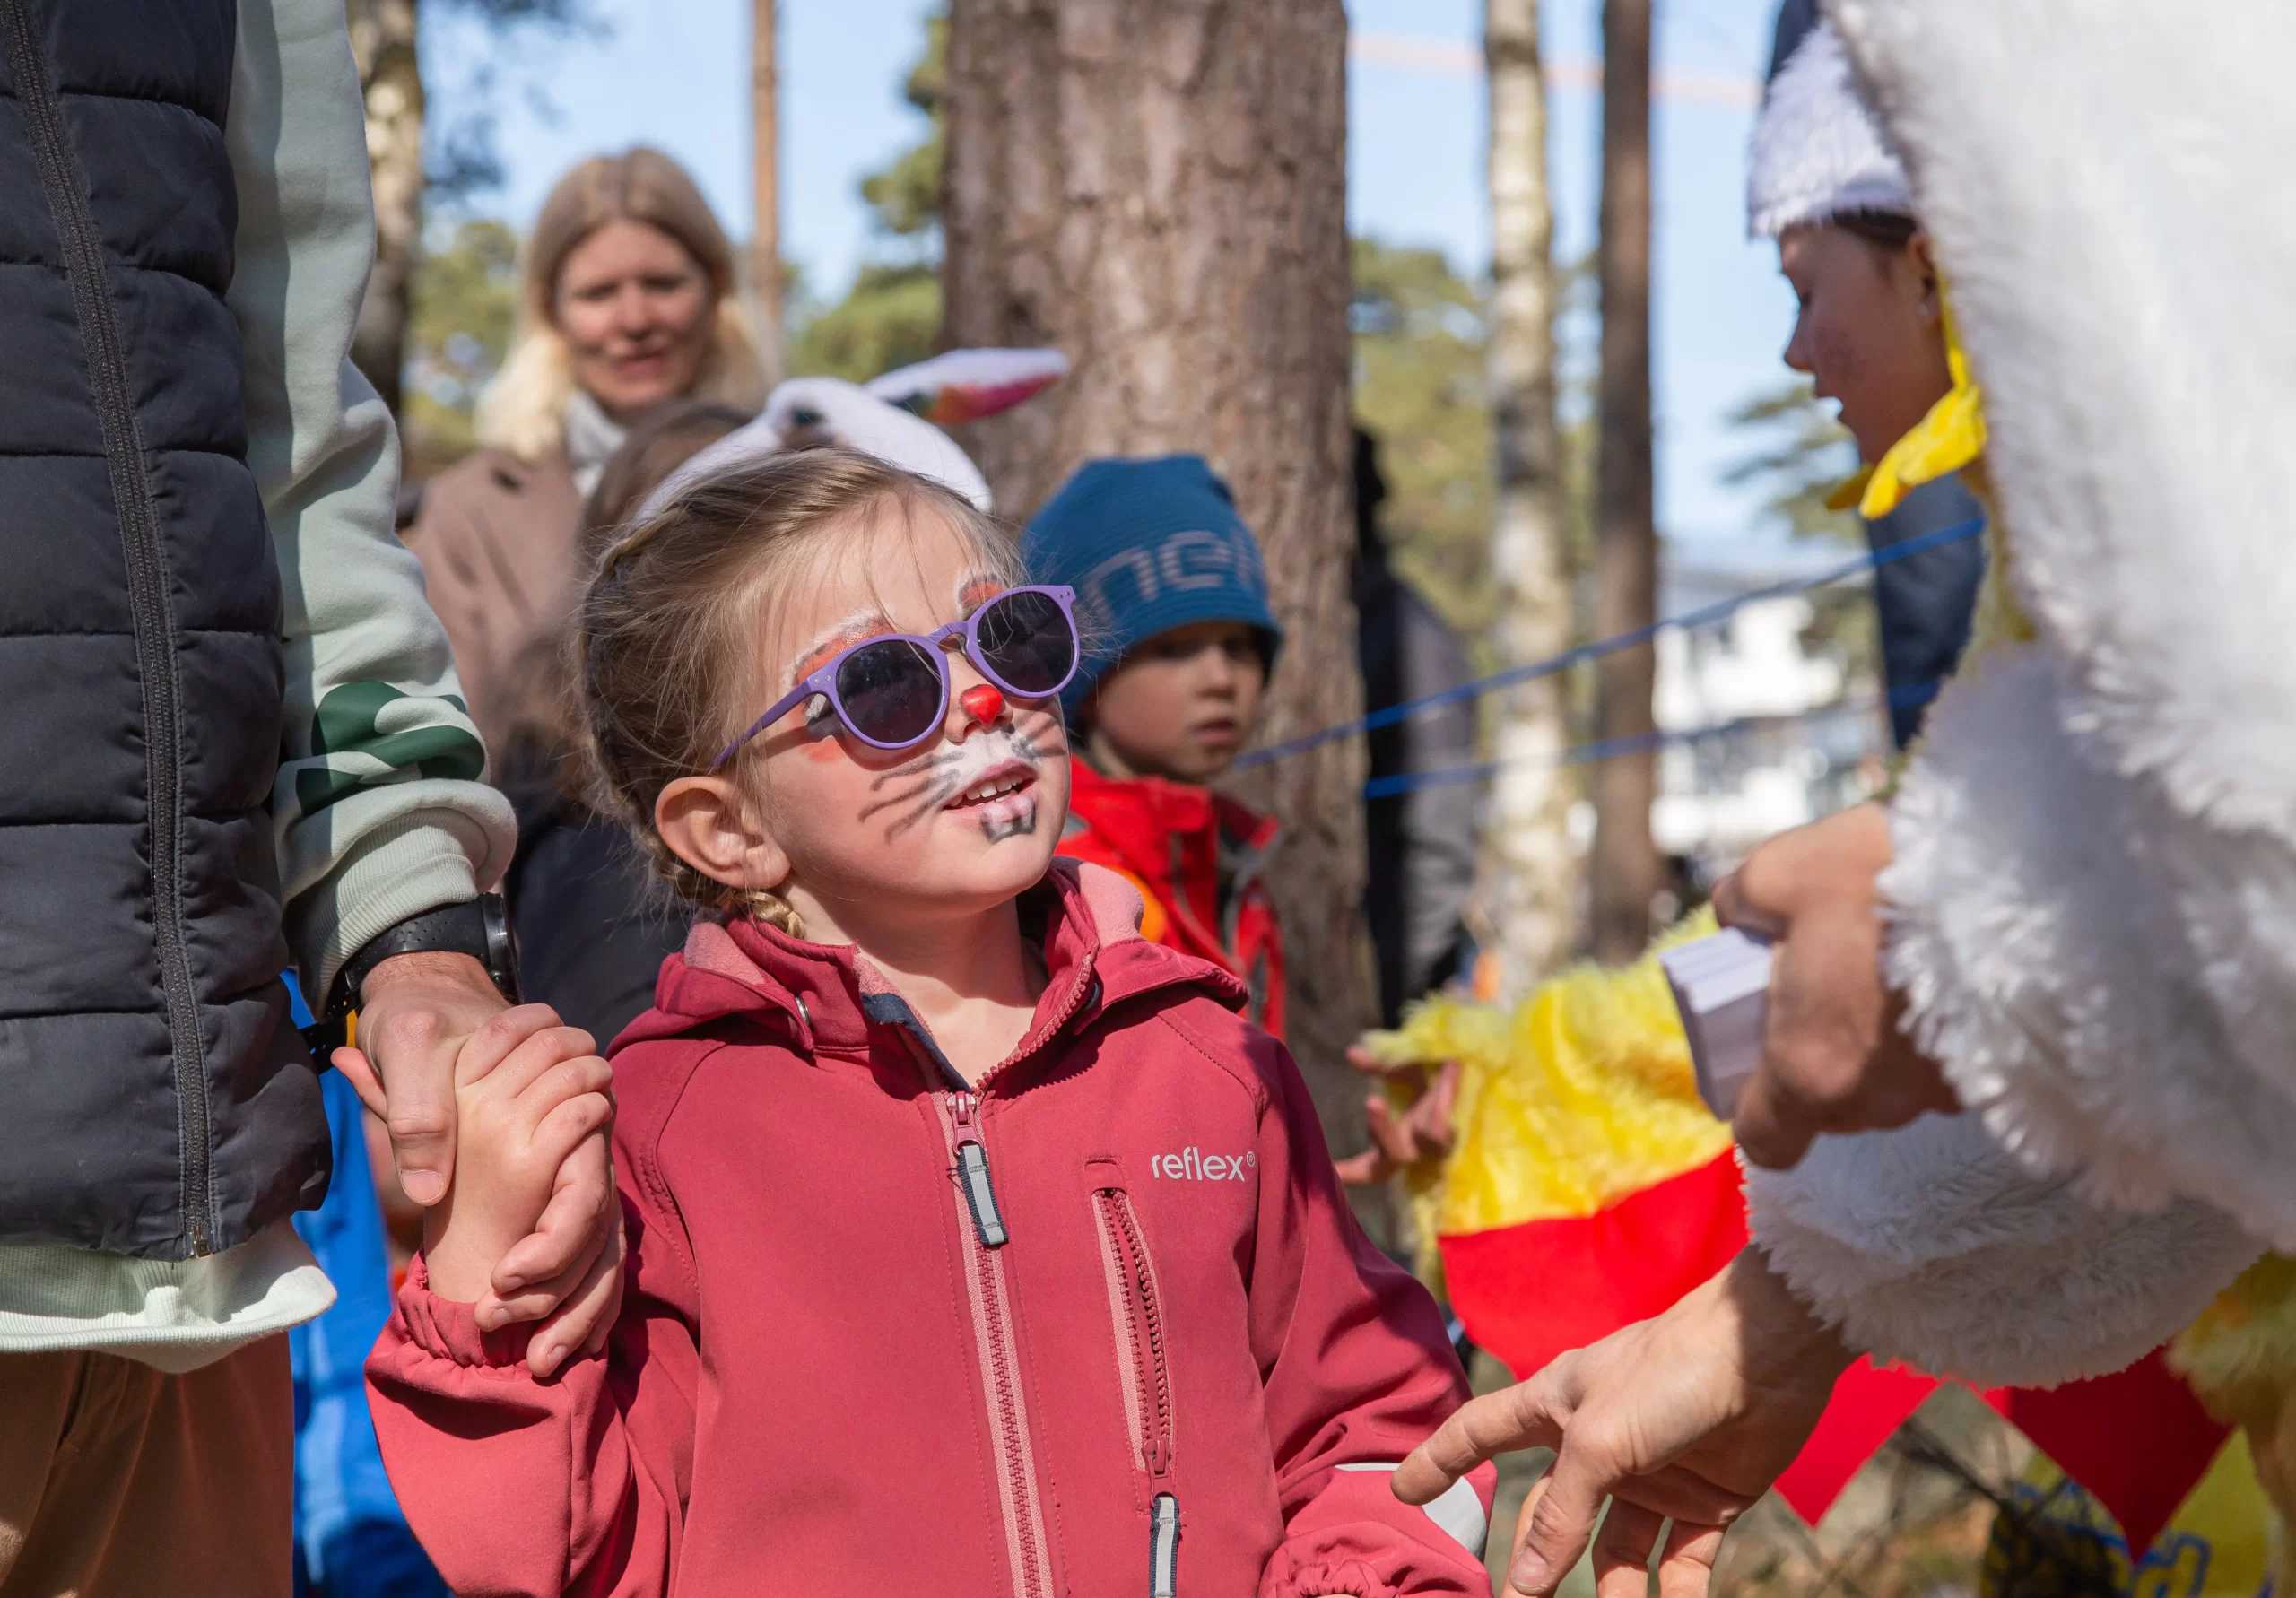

{"left": 1149, "top": 1493, "right": 1179, "bottom": 1598}
{"left": 952, "top": 1090, "right": 979, "bottom": 1128}
{"left": 956, "top": 1140, "right": 1009, "bottom": 1248}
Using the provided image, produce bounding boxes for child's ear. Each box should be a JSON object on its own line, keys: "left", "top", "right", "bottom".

{"left": 655, "top": 775, "right": 792, "bottom": 899}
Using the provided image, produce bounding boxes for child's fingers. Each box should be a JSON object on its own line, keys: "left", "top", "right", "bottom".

{"left": 527, "top": 1090, "right": 617, "bottom": 1177}
{"left": 526, "top": 1210, "right": 627, "bottom": 1379}
{"left": 478, "top": 1212, "right": 605, "bottom": 1333}
{"left": 475, "top": 1134, "right": 613, "bottom": 1331}
{"left": 453, "top": 1003, "right": 591, "bottom": 1084}
{"left": 490, "top": 1133, "right": 614, "bottom": 1299}
{"left": 513, "top": 1051, "right": 615, "bottom": 1116}
{"left": 479, "top": 1026, "right": 603, "bottom": 1103}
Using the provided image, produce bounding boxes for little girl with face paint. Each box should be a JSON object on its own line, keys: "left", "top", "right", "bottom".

{"left": 365, "top": 447, "right": 1496, "bottom": 1598}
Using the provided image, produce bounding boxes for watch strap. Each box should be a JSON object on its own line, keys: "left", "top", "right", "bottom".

{"left": 327, "top": 897, "right": 514, "bottom": 1023}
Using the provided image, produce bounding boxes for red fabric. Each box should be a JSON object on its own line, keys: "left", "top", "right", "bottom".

{"left": 1439, "top": 1152, "right": 1936, "bottom": 1527}
{"left": 1774, "top": 1363, "right": 1940, "bottom": 1523}
{"left": 1058, "top": 760, "right": 1287, "bottom": 1038}
{"left": 368, "top": 862, "right": 1493, "bottom": 1598}
{"left": 1987, "top": 1350, "right": 2230, "bottom": 1552}
{"left": 1441, "top": 1151, "right": 2226, "bottom": 1540}
{"left": 1439, "top": 1152, "right": 1751, "bottom": 1378}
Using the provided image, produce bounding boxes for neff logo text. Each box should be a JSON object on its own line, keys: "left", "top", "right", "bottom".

{"left": 1152, "top": 1147, "right": 1257, "bottom": 1181}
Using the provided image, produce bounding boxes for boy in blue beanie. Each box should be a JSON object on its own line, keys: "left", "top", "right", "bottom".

{"left": 1021, "top": 455, "right": 1290, "bottom": 1036}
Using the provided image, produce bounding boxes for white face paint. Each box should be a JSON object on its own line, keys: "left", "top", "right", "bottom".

{"left": 863, "top": 713, "right": 1061, "bottom": 844}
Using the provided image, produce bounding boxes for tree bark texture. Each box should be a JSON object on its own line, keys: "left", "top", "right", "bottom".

{"left": 750, "top": 0, "right": 785, "bottom": 381}
{"left": 1589, "top": 0, "right": 1660, "bottom": 965}
{"left": 1481, "top": 0, "right": 1579, "bottom": 994}
{"left": 942, "top": 0, "right": 1368, "bottom": 1139}
{"left": 346, "top": 0, "right": 424, "bottom": 415}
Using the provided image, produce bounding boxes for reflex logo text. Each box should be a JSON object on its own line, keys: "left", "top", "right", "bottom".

{"left": 1152, "top": 1147, "right": 1257, "bottom": 1181}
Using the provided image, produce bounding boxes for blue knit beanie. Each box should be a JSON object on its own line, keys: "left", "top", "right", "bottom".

{"left": 1021, "top": 455, "right": 1283, "bottom": 718}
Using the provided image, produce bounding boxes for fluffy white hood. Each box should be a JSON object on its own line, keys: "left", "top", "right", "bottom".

{"left": 1745, "top": 20, "right": 1912, "bottom": 238}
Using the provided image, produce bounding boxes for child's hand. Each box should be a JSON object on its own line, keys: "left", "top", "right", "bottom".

{"left": 419, "top": 1022, "right": 614, "bottom": 1315}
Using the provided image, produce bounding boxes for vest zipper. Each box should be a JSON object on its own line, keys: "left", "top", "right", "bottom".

{"left": 1091, "top": 1187, "right": 1174, "bottom": 1476}
{"left": 934, "top": 1090, "right": 1053, "bottom": 1597}
{"left": 0, "top": 0, "right": 211, "bottom": 1253}
{"left": 1149, "top": 1492, "right": 1180, "bottom": 1598}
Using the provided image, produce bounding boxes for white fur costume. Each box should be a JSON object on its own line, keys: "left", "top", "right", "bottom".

{"left": 1740, "top": 1, "right": 2296, "bottom": 1385}
{"left": 1744, "top": 19, "right": 1910, "bottom": 238}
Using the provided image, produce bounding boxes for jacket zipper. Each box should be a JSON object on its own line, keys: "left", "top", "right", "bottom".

{"left": 1149, "top": 1491, "right": 1180, "bottom": 1598}
{"left": 0, "top": 0, "right": 211, "bottom": 1252}
{"left": 935, "top": 1090, "right": 1052, "bottom": 1598}
{"left": 1091, "top": 1187, "right": 1174, "bottom": 1476}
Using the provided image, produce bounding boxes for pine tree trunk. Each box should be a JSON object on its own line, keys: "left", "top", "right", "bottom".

{"left": 1590, "top": 0, "right": 1660, "bottom": 965}
{"left": 346, "top": 0, "right": 424, "bottom": 416}
{"left": 750, "top": 0, "right": 785, "bottom": 382}
{"left": 1482, "top": 0, "right": 1578, "bottom": 993}
{"left": 942, "top": 0, "right": 1368, "bottom": 1133}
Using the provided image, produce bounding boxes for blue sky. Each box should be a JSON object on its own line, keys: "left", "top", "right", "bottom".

{"left": 427, "top": 0, "right": 1807, "bottom": 554}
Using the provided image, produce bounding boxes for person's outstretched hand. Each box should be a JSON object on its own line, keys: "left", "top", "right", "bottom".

{"left": 1393, "top": 1248, "right": 1851, "bottom": 1598}
{"left": 332, "top": 950, "right": 622, "bottom": 1377}
{"left": 1335, "top": 1045, "right": 1461, "bottom": 1186}
{"left": 1709, "top": 802, "right": 1961, "bottom": 1169}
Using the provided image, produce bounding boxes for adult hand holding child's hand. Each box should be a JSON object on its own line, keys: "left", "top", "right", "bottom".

{"left": 335, "top": 960, "right": 620, "bottom": 1377}
{"left": 413, "top": 1017, "right": 613, "bottom": 1295}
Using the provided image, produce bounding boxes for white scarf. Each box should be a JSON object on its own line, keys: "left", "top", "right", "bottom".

{"left": 561, "top": 389, "right": 629, "bottom": 498}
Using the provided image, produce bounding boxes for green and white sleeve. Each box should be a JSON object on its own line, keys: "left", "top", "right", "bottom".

{"left": 227, "top": 0, "right": 515, "bottom": 1012}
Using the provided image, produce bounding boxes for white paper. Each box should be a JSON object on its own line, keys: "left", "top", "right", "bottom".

{"left": 1658, "top": 928, "right": 1775, "bottom": 1120}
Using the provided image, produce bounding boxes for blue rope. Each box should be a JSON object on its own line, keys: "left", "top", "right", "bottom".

{"left": 1361, "top": 696, "right": 1899, "bottom": 799}
{"left": 1234, "top": 514, "right": 1987, "bottom": 771}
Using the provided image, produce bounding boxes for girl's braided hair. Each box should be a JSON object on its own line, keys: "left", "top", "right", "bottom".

{"left": 575, "top": 447, "right": 1022, "bottom": 939}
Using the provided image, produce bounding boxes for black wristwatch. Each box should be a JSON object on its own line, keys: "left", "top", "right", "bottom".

{"left": 307, "top": 893, "right": 520, "bottom": 1051}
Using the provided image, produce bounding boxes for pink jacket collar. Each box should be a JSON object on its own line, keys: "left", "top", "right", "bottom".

{"left": 619, "top": 860, "right": 1244, "bottom": 1067}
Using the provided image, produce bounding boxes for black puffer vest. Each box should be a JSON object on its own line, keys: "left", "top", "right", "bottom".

{"left": 0, "top": 0, "right": 327, "bottom": 1257}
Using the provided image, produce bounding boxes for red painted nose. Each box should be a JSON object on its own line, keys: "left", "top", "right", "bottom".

{"left": 960, "top": 684, "right": 1005, "bottom": 726}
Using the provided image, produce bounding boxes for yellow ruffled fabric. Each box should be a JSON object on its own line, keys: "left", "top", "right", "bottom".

{"left": 1360, "top": 910, "right": 1732, "bottom": 1255}
{"left": 1827, "top": 293, "right": 1989, "bottom": 521}
{"left": 2171, "top": 1255, "right": 2296, "bottom": 1591}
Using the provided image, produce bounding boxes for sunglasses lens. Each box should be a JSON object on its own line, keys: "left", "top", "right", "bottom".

{"left": 976, "top": 589, "right": 1076, "bottom": 698}
{"left": 834, "top": 638, "right": 943, "bottom": 747}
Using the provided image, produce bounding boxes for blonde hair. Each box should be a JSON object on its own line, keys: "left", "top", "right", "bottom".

{"left": 476, "top": 147, "right": 770, "bottom": 463}
{"left": 491, "top": 398, "right": 759, "bottom": 793}
{"left": 578, "top": 448, "right": 1024, "bottom": 938}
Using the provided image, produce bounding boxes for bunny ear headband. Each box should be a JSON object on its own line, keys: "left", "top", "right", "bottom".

{"left": 633, "top": 348, "right": 1070, "bottom": 524}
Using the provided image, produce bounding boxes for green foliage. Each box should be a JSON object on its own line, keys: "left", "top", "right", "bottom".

{"left": 1719, "top": 380, "right": 1881, "bottom": 682}
{"left": 1721, "top": 378, "right": 1862, "bottom": 543}
{"left": 857, "top": 12, "right": 945, "bottom": 241}
{"left": 1351, "top": 238, "right": 1497, "bottom": 637}
{"left": 787, "top": 12, "right": 945, "bottom": 384}
{"left": 787, "top": 264, "right": 942, "bottom": 383}
{"left": 402, "top": 218, "right": 520, "bottom": 477}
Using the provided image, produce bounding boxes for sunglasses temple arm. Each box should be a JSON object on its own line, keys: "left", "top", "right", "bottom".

{"left": 711, "top": 687, "right": 810, "bottom": 770}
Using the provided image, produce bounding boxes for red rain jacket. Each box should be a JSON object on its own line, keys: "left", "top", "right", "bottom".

{"left": 1057, "top": 760, "right": 1287, "bottom": 1039}
{"left": 367, "top": 861, "right": 1492, "bottom": 1597}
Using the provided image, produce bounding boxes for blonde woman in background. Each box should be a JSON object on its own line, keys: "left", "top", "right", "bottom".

{"left": 402, "top": 146, "right": 767, "bottom": 762}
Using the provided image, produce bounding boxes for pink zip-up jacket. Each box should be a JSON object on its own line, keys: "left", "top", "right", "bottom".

{"left": 367, "top": 861, "right": 1495, "bottom": 1597}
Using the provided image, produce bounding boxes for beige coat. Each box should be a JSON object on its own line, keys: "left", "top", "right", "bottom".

{"left": 400, "top": 448, "right": 586, "bottom": 762}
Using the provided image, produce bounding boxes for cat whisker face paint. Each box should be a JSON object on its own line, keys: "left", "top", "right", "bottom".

{"left": 873, "top": 716, "right": 1059, "bottom": 842}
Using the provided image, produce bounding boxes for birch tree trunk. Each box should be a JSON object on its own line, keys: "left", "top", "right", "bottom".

{"left": 1481, "top": 0, "right": 1579, "bottom": 994}
{"left": 942, "top": 0, "right": 1369, "bottom": 1135}
{"left": 346, "top": 0, "right": 424, "bottom": 414}
{"left": 1589, "top": 0, "right": 1662, "bottom": 964}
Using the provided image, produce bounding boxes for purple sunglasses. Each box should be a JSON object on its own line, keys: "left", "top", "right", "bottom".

{"left": 714, "top": 584, "right": 1080, "bottom": 766}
